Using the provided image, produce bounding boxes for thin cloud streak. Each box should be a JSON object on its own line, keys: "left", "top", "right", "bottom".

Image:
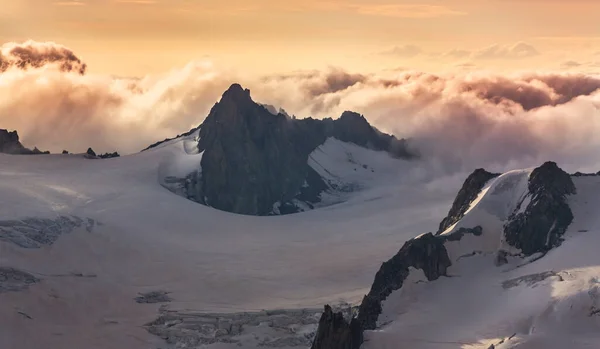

{"left": 53, "top": 1, "right": 85, "bottom": 6}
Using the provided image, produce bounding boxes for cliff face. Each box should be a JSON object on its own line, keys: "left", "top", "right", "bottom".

{"left": 311, "top": 305, "right": 363, "bottom": 349}
{"left": 504, "top": 161, "right": 576, "bottom": 255}
{"left": 196, "top": 84, "right": 326, "bottom": 215}
{"left": 311, "top": 163, "right": 577, "bottom": 349}
{"left": 0, "top": 129, "right": 26, "bottom": 154}
{"left": 437, "top": 169, "right": 500, "bottom": 234}
{"left": 356, "top": 233, "right": 452, "bottom": 331}
{"left": 0, "top": 129, "right": 49, "bottom": 155}
{"left": 174, "top": 84, "right": 414, "bottom": 216}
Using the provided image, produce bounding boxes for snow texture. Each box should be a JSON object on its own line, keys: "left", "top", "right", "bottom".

{"left": 362, "top": 172, "right": 600, "bottom": 349}
{"left": 2, "top": 134, "right": 600, "bottom": 349}
{"left": 0, "top": 137, "right": 446, "bottom": 349}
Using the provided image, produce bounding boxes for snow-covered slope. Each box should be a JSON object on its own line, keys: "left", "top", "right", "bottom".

{"left": 0, "top": 137, "right": 448, "bottom": 349}
{"left": 4, "top": 130, "right": 600, "bottom": 349}
{"left": 354, "top": 164, "right": 600, "bottom": 349}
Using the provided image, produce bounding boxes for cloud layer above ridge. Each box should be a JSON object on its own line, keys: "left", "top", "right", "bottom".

{"left": 1, "top": 41, "right": 600, "bottom": 175}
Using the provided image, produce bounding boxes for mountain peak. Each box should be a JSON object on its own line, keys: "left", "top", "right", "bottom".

{"left": 339, "top": 111, "right": 366, "bottom": 122}
{"left": 221, "top": 83, "right": 251, "bottom": 102}
{"left": 158, "top": 85, "right": 415, "bottom": 216}
{"left": 0, "top": 129, "right": 50, "bottom": 155}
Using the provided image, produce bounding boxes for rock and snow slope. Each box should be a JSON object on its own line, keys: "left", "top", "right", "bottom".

{"left": 313, "top": 162, "right": 600, "bottom": 349}
{"left": 154, "top": 83, "right": 415, "bottom": 216}
{"left": 0, "top": 129, "right": 443, "bottom": 349}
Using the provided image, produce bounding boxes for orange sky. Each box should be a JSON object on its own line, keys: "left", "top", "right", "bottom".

{"left": 2, "top": 0, "right": 600, "bottom": 76}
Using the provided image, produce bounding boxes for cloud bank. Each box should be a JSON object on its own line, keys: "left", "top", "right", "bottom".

{"left": 1, "top": 41, "right": 600, "bottom": 177}
{"left": 0, "top": 41, "right": 87, "bottom": 74}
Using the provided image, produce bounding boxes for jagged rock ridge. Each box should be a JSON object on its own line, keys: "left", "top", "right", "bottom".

{"left": 0, "top": 129, "right": 49, "bottom": 155}
{"left": 311, "top": 305, "right": 363, "bottom": 349}
{"left": 158, "top": 83, "right": 415, "bottom": 216}
{"left": 504, "top": 161, "right": 576, "bottom": 255}
{"left": 437, "top": 168, "right": 500, "bottom": 234}
{"left": 311, "top": 162, "right": 577, "bottom": 349}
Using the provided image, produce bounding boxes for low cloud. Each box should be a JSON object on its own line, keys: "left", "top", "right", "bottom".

{"left": 2, "top": 41, "right": 600, "bottom": 176}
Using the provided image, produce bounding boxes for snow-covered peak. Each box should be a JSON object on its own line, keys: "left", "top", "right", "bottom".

{"left": 312, "top": 161, "right": 593, "bottom": 349}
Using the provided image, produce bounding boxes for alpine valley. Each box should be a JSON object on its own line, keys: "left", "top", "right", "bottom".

{"left": 2, "top": 84, "right": 600, "bottom": 349}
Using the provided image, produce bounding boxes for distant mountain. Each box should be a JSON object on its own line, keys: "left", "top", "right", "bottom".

{"left": 311, "top": 161, "right": 581, "bottom": 349}
{"left": 153, "top": 83, "right": 416, "bottom": 216}
{"left": 0, "top": 129, "right": 49, "bottom": 155}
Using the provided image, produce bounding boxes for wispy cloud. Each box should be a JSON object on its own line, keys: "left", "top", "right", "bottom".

{"left": 380, "top": 45, "right": 423, "bottom": 58}
{"left": 561, "top": 60, "right": 583, "bottom": 69}
{"left": 472, "top": 42, "right": 540, "bottom": 60}
{"left": 53, "top": 1, "right": 85, "bottom": 6}
{"left": 114, "top": 0, "right": 157, "bottom": 4}
{"left": 347, "top": 4, "right": 466, "bottom": 18}
{"left": 443, "top": 49, "right": 471, "bottom": 59}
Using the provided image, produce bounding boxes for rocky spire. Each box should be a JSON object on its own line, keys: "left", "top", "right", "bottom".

{"left": 0, "top": 129, "right": 49, "bottom": 155}
{"left": 157, "top": 83, "right": 415, "bottom": 215}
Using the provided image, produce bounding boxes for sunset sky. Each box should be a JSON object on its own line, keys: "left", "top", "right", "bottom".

{"left": 3, "top": 0, "right": 600, "bottom": 76}
{"left": 1, "top": 0, "right": 600, "bottom": 162}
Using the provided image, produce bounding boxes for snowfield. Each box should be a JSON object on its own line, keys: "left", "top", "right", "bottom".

{"left": 0, "top": 136, "right": 452, "bottom": 349}
{"left": 363, "top": 172, "right": 600, "bottom": 349}
{"left": 2, "top": 134, "right": 600, "bottom": 349}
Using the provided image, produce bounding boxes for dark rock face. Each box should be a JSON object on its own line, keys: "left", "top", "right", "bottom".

{"left": 437, "top": 169, "right": 500, "bottom": 234}
{"left": 98, "top": 151, "right": 120, "bottom": 159}
{"left": 184, "top": 83, "right": 414, "bottom": 216}
{"left": 357, "top": 233, "right": 452, "bottom": 330}
{"left": 196, "top": 84, "right": 322, "bottom": 215}
{"left": 313, "top": 162, "right": 578, "bottom": 349}
{"left": 0, "top": 129, "right": 26, "bottom": 153}
{"left": 0, "top": 129, "right": 49, "bottom": 155}
{"left": 504, "top": 161, "right": 576, "bottom": 255}
{"left": 86, "top": 148, "right": 97, "bottom": 157}
{"left": 311, "top": 232, "right": 455, "bottom": 349}
{"left": 311, "top": 305, "right": 363, "bottom": 349}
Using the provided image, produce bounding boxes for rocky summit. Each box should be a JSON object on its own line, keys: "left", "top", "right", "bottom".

{"left": 311, "top": 161, "right": 578, "bottom": 349}
{"left": 504, "top": 161, "right": 576, "bottom": 255}
{"left": 0, "top": 129, "right": 49, "bottom": 155}
{"left": 163, "top": 83, "right": 414, "bottom": 216}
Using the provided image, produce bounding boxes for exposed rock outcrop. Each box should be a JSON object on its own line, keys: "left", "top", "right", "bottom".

{"left": 312, "top": 162, "right": 577, "bottom": 349}
{"left": 437, "top": 168, "right": 500, "bottom": 234}
{"left": 84, "top": 148, "right": 120, "bottom": 159}
{"left": 0, "top": 129, "right": 49, "bottom": 155}
{"left": 0, "top": 129, "right": 26, "bottom": 153}
{"left": 98, "top": 151, "right": 120, "bottom": 159}
{"left": 311, "top": 305, "right": 362, "bottom": 349}
{"left": 167, "top": 83, "right": 415, "bottom": 216}
{"left": 504, "top": 161, "right": 576, "bottom": 255}
{"left": 356, "top": 233, "right": 452, "bottom": 331}
{"left": 311, "top": 232, "right": 456, "bottom": 349}
{"left": 85, "top": 147, "right": 97, "bottom": 159}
